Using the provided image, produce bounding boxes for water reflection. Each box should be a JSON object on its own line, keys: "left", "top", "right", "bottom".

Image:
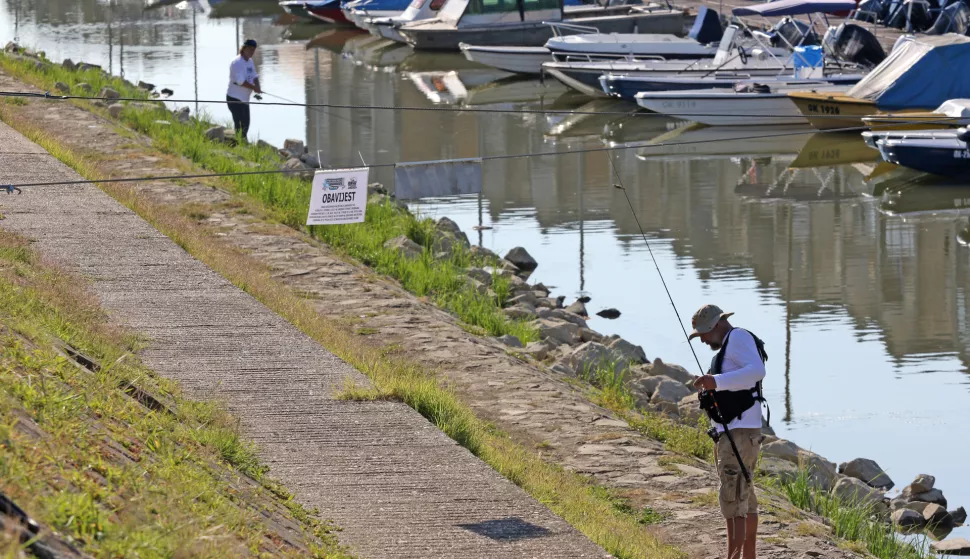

{"left": 3, "top": 1, "right": 969, "bottom": 537}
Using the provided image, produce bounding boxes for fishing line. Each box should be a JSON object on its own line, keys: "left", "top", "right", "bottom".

{"left": 1, "top": 89, "right": 964, "bottom": 122}
{"left": 607, "top": 151, "right": 706, "bottom": 375}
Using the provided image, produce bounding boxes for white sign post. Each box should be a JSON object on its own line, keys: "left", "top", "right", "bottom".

{"left": 307, "top": 167, "right": 369, "bottom": 225}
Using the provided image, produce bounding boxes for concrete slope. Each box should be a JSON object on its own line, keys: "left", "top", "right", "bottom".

{"left": 0, "top": 121, "right": 609, "bottom": 559}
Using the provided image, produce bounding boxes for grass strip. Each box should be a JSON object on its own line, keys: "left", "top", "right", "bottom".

{"left": 0, "top": 231, "right": 349, "bottom": 558}
{"left": 0, "top": 51, "right": 538, "bottom": 345}
{"left": 768, "top": 467, "right": 934, "bottom": 559}
{"left": 0, "top": 64, "right": 684, "bottom": 559}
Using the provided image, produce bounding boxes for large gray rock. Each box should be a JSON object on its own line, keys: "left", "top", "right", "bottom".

{"left": 609, "top": 338, "right": 647, "bottom": 365}
{"left": 137, "top": 80, "right": 155, "bottom": 91}
{"left": 77, "top": 62, "right": 101, "bottom": 73}
{"left": 567, "top": 342, "right": 620, "bottom": 376}
{"left": 504, "top": 247, "right": 538, "bottom": 271}
{"left": 649, "top": 358, "right": 696, "bottom": 385}
{"left": 466, "top": 267, "right": 493, "bottom": 287}
{"left": 469, "top": 245, "right": 499, "bottom": 262}
{"left": 61, "top": 58, "right": 76, "bottom": 71}
{"left": 465, "top": 278, "right": 488, "bottom": 295}
{"left": 838, "top": 458, "right": 894, "bottom": 490}
{"left": 629, "top": 376, "right": 669, "bottom": 408}
{"left": 283, "top": 138, "right": 306, "bottom": 156}
{"left": 108, "top": 104, "right": 124, "bottom": 119}
{"left": 762, "top": 439, "right": 838, "bottom": 490}
{"left": 579, "top": 328, "right": 604, "bottom": 343}
{"left": 762, "top": 439, "right": 801, "bottom": 463}
{"left": 508, "top": 292, "right": 538, "bottom": 308}
{"left": 831, "top": 477, "right": 887, "bottom": 511}
{"left": 98, "top": 87, "right": 120, "bottom": 102}
{"left": 504, "top": 305, "right": 536, "bottom": 321}
{"left": 951, "top": 506, "right": 967, "bottom": 525}
{"left": 497, "top": 334, "right": 523, "bottom": 349}
{"left": 891, "top": 509, "right": 925, "bottom": 530}
{"left": 173, "top": 106, "right": 191, "bottom": 123}
{"left": 651, "top": 378, "right": 692, "bottom": 404}
{"left": 931, "top": 539, "right": 970, "bottom": 556}
{"left": 53, "top": 81, "right": 69, "bottom": 93}
{"left": 532, "top": 283, "right": 550, "bottom": 297}
{"left": 300, "top": 153, "right": 321, "bottom": 168}
{"left": 521, "top": 341, "right": 550, "bottom": 360}
{"left": 565, "top": 300, "right": 588, "bottom": 317}
{"left": 384, "top": 236, "right": 422, "bottom": 259}
{"left": 908, "top": 488, "right": 948, "bottom": 508}
{"left": 906, "top": 474, "right": 936, "bottom": 495}
{"left": 435, "top": 217, "right": 469, "bottom": 245}
{"left": 923, "top": 504, "right": 953, "bottom": 530}
{"left": 281, "top": 157, "right": 312, "bottom": 179}
{"left": 678, "top": 393, "right": 703, "bottom": 423}
{"left": 537, "top": 308, "right": 587, "bottom": 329}
{"left": 205, "top": 126, "right": 225, "bottom": 142}
{"left": 75, "top": 82, "right": 92, "bottom": 93}
{"left": 537, "top": 319, "right": 580, "bottom": 346}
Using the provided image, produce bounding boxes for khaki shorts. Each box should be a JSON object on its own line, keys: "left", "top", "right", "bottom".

{"left": 716, "top": 428, "right": 763, "bottom": 519}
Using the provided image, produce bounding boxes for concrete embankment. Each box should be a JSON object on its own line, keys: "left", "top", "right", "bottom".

{"left": 0, "top": 119, "right": 608, "bottom": 558}
{"left": 0, "top": 65, "right": 872, "bottom": 559}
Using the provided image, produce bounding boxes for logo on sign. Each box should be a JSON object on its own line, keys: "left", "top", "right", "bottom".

{"left": 348, "top": 177, "right": 358, "bottom": 189}
{"left": 324, "top": 177, "right": 344, "bottom": 191}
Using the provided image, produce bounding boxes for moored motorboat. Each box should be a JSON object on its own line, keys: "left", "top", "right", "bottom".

{"left": 634, "top": 82, "right": 850, "bottom": 126}
{"left": 367, "top": 0, "right": 449, "bottom": 42}
{"left": 789, "top": 34, "right": 970, "bottom": 130}
{"left": 398, "top": 0, "right": 685, "bottom": 52}
{"left": 460, "top": 6, "right": 724, "bottom": 75}
{"left": 876, "top": 129, "right": 970, "bottom": 177}
{"left": 307, "top": 0, "right": 354, "bottom": 23}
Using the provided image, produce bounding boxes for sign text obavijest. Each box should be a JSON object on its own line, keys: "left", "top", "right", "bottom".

{"left": 307, "top": 168, "right": 370, "bottom": 225}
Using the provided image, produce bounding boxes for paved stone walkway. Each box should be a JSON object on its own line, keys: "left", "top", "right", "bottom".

{"left": 0, "top": 120, "right": 609, "bottom": 558}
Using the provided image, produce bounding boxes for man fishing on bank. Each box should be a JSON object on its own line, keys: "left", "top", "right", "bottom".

{"left": 226, "top": 39, "right": 262, "bottom": 141}
{"left": 690, "top": 304, "right": 768, "bottom": 559}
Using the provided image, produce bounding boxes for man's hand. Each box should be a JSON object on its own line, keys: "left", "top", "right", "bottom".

{"left": 693, "top": 375, "right": 717, "bottom": 392}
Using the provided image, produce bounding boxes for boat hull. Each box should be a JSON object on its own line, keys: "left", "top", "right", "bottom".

{"left": 635, "top": 91, "right": 807, "bottom": 126}
{"left": 399, "top": 10, "right": 684, "bottom": 51}
{"left": 460, "top": 44, "right": 551, "bottom": 74}
{"left": 880, "top": 138, "right": 970, "bottom": 177}
{"left": 863, "top": 111, "right": 969, "bottom": 131}
{"left": 308, "top": 4, "right": 353, "bottom": 24}
{"left": 281, "top": 2, "right": 314, "bottom": 19}
{"left": 787, "top": 92, "right": 878, "bottom": 131}
{"left": 542, "top": 65, "right": 608, "bottom": 97}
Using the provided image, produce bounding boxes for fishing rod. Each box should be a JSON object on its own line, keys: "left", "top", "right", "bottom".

{"left": 606, "top": 152, "right": 751, "bottom": 483}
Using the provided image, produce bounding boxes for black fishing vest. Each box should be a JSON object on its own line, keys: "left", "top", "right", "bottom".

{"left": 708, "top": 328, "right": 769, "bottom": 425}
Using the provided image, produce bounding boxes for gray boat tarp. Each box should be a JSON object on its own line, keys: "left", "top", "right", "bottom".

{"left": 732, "top": 0, "right": 856, "bottom": 17}
{"left": 847, "top": 34, "right": 970, "bottom": 109}
{"left": 393, "top": 158, "right": 483, "bottom": 199}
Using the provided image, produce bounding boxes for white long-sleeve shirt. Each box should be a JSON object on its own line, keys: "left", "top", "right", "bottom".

{"left": 227, "top": 55, "right": 258, "bottom": 102}
{"left": 713, "top": 328, "right": 766, "bottom": 432}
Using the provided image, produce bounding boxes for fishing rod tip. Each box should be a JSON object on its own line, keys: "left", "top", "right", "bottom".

{"left": 613, "top": 184, "right": 624, "bottom": 190}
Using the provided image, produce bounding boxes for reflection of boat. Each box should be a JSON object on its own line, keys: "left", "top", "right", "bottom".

{"left": 789, "top": 35, "right": 970, "bottom": 130}
{"left": 398, "top": 0, "right": 685, "bottom": 52}
{"left": 601, "top": 113, "right": 679, "bottom": 145}
{"left": 397, "top": 51, "right": 491, "bottom": 72}
{"left": 880, "top": 185, "right": 970, "bottom": 215}
{"left": 341, "top": 34, "right": 410, "bottom": 66}
{"left": 209, "top": 0, "right": 285, "bottom": 18}
{"left": 462, "top": 77, "right": 569, "bottom": 105}
{"left": 789, "top": 131, "right": 881, "bottom": 168}
{"left": 636, "top": 123, "right": 813, "bottom": 158}
{"left": 634, "top": 83, "right": 849, "bottom": 126}
{"left": 405, "top": 70, "right": 511, "bottom": 103}
{"left": 544, "top": 98, "right": 635, "bottom": 139}
{"left": 305, "top": 28, "right": 369, "bottom": 50}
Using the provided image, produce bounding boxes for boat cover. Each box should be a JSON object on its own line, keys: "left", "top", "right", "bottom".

{"left": 936, "top": 98, "right": 970, "bottom": 117}
{"left": 847, "top": 34, "right": 970, "bottom": 109}
{"left": 732, "top": 0, "right": 857, "bottom": 17}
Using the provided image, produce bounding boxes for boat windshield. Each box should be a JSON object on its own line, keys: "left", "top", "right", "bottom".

{"left": 465, "top": 0, "right": 558, "bottom": 14}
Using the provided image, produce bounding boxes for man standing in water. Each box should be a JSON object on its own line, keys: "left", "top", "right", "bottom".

{"left": 690, "top": 304, "right": 768, "bottom": 559}
{"left": 226, "top": 39, "right": 262, "bottom": 141}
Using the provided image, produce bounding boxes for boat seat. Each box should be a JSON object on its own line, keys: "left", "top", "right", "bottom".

{"left": 688, "top": 6, "right": 723, "bottom": 44}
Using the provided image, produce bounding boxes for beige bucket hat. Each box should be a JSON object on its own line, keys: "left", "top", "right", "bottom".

{"left": 688, "top": 304, "right": 734, "bottom": 340}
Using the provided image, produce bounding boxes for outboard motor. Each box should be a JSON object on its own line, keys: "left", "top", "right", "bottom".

{"left": 886, "top": 0, "right": 935, "bottom": 30}
{"left": 824, "top": 22, "right": 887, "bottom": 68}
{"left": 926, "top": 0, "right": 970, "bottom": 33}
{"left": 688, "top": 6, "right": 724, "bottom": 44}
{"left": 770, "top": 17, "right": 819, "bottom": 48}
{"left": 853, "top": 0, "right": 890, "bottom": 21}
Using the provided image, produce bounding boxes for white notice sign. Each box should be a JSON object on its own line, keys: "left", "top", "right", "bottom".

{"left": 307, "top": 167, "right": 369, "bottom": 225}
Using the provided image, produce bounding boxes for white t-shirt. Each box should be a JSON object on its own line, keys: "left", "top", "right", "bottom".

{"left": 712, "top": 328, "right": 766, "bottom": 432}
{"left": 227, "top": 55, "right": 258, "bottom": 102}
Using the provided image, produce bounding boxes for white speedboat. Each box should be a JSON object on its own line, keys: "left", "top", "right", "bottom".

{"left": 634, "top": 82, "right": 850, "bottom": 126}
{"left": 367, "top": 0, "right": 448, "bottom": 42}
{"left": 398, "top": 0, "right": 685, "bottom": 51}
{"left": 460, "top": 6, "right": 724, "bottom": 75}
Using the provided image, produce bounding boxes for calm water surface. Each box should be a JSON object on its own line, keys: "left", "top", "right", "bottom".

{"left": 3, "top": 0, "right": 968, "bottom": 540}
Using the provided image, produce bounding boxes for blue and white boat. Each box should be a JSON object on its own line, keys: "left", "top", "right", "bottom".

{"left": 873, "top": 129, "right": 970, "bottom": 177}
{"left": 366, "top": 0, "right": 449, "bottom": 41}
{"left": 343, "top": 0, "right": 413, "bottom": 29}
